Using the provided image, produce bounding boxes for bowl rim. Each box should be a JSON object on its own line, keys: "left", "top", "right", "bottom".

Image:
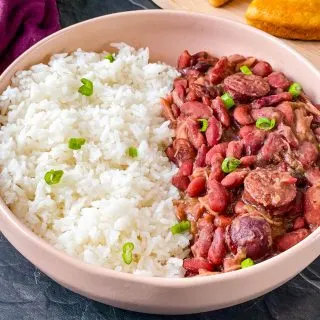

{"left": 0, "top": 9, "right": 319, "bottom": 287}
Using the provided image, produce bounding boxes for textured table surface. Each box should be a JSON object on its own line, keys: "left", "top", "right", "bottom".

{"left": 1, "top": 1, "right": 320, "bottom": 319}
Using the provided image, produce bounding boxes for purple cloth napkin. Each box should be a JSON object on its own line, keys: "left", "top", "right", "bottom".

{"left": 0, "top": 0, "right": 60, "bottom": 73}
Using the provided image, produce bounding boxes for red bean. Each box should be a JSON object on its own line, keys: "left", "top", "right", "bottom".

{"left": 252, "top": 61, "right": 273, "bottom": 77}
{"left": 180, "top": 101, "right": 213, "bottom": 118}
{"left": 208, "top": 56, "right": 232, "bottom": 84}
{"left": 177, "top": 50, "right": 191, "bottom": 69}
{"left": 233, "top": 104, "right": 254, "bottom": 125}
{"left": 205, "top": 116, "right": 222, "bottom": 147}
{"left": 267, "top": 72, "right": 291, "bottom": 89}
{"left": 208, "top": 153, "right": 224, "bottom": 182}
{"left": 251, "top": 107, "right": 284, "bottom": 123}
{"left": 293, "top": 217, "right": 305, "bottom": 230}
{"left": 205, "top": 142, "right": 229, "bottom": 165}
{"left": 208, "top": 227, "right": 227, "bottom": 265}
{"left": 186, "top": 117, "right": 206, "bottom": 150}
{"left": 226, "top": 140, "right": 243, "bottom": 159}
{"left": 165, "top": 145, "right": 177, "bottom": 165}
{"left": 214, "top": 215, "right": 232, "bottom": 228}
{"left": 240, "top": 155, "right": 256, "bottom": 167}
{"left": 187, "top": 176, "right": 206, "bottom": 197}
{"left": 178, "top": 160, "right": 193, "bottom": 176}
{"left": 208, "top": 180, "right": 229, "bottom": 213}
{"left": 191, "top": 224, "right": 214, "bottom": 258}
{"left": 221, "top": 169, "right": 249, "bottom": 189}
{"left": 276, "top": 101, "right": 294, "bottom": 126}
{"left": 277, "top": 229, "right": 310, "bottom": 252}
{"left": 305, "top": 167, "right": 320, "bottom": 186}
{"left": 194, "top": 144, "right": 208, "bottom": 168}
{"left": 297, "top": 141, "right": 318, "bottom": 169}
{"left": 211, "top": 96, "right": 231, "bottom": 127}
{"left": 183, "top": 258, "right": 213, "bottom": 273}
{"left": 172, "top": 174, "right": 190, "bottom": 191}
{"left": 304, "top": 185, "right": 320, "bottom": 226}
{"left": 233, "top": 200, "right": 248, "bottom": 215}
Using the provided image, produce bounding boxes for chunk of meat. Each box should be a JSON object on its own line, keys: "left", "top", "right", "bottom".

{"left": 223, "top": 249, "right": 246, "bottom": 272}
{"left": 207, "top": 57, "right": 232, "bottom": 84}
{"left": 186, "top": 117, "right": 206, "bottom": 150}
{"left": 293, "top": 217, "right": 305, "bottom": 230}
{"left": 251, "top": 92, "right": 292, "bottom": 109}
{"left": 183, "top": 258, "right": 213, "bottom": 273}
{"left": 305, "top": 167, "right": 320, "bottom": 186}
{"left": 226, "top": 140, "right": 243, "bottom": 159}
{"left": 172, "top": 174, "right": 190, "bottom": 191}
{"left": 175, "top": 119, "right": 188, "bottom": 140}
{"left": 173, "top": 78, "right": 188, "bottom": 89}
{"left": 191, "top": 224, "right": 214, "bottom": 258}
{"left": 304, "top": 185, "right": 320, "bottom": 226}
{"left": 224, "top": 73, "right": 270, "bottom": 102}
{"left": 267, "top": 72, "right": 290, "bottom": 89}
{"left": 297, "top": 141, "right": 318, "bottom": 169}
{"left": 276, "top": 102, "right": 294, "bottom": 126}
{"left": 226, "top": 214, "right": 272, "bottom": 260}
{"left": 180, "top": 101, "right": 213, "bottom": 119}
{"left": 173, "top": 138, "right": 196, "bottom": 165}
{"left": 207, "top": 180, "right": 229, "bottom": 213}
{"left": 205, "top": 142, "right": 229, "bottom": 165}
{"left": 194, "top": 144, "right": 208, "bottom": 168}
{"left": 251, "top": 107, "right": 283, "bottom": 123}
{"left": 208, "top": 153, "right": 224, "bottom": 182}
{"left": 177, "top": 50, "right": 191, "bottom": 69}
{"left": 299, "top": 93, "right": 320, "bottom": 117}
{"left": 208, "top": 227, "right": 227, "bottom": 265}
{"left": 276, "top": 229, "right": 310, "bottom": 252}
{"left": 187, "top": 176, "right": 206, "bottom": 197}
{"left": 233, "top": 104, "right": 254, "bottom": 125}
{"left": 294, "top": 108, "right": 316, "bottom": 142}
{"left": 160, "top": 98, "right": 177, "bottom": 123}
{"left": 276, "top": 123, "right": 299, "bottom": 148}
{"left": 221, "top": 169, "right": 249, "bottom": 189}
{"left": 235, "top": 57, "right": 257, "bottom": 72}
{"left": 211, "top": 97, "right": 231, "bottom": 127}
{"left": 171, "top": 85, "right": 185, "bottom": 108}
{"left": 252, "top": 61, "right": 273, "bottom": 77}
{"left": 165, "top": 145, "right": 177, "bottom": 165}
{"left": 205, "top": 116, "right": 222, "bottom": 147}
{"left": 258, "top": 133, "right": 288, "bottom": 163}
{"left": 244, "top": 169, "right": 297, "bottom": 208}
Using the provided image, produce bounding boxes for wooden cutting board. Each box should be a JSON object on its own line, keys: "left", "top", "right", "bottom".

{"left": 152, "top": 0, "right": 320, "bottom": 70}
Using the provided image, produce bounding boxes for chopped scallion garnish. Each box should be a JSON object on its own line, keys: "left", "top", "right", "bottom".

{"left": 122, "top": 242, "right": 134, "bottom": 264}
{"left": 221, "top": 93, "right": 235, "bottom": 109}
{"left": 171, "top": 220, "right": 191, "bottom": 234}
{"left": 105, "top": 54, "right": 115, "bottom": 63}
{"left": 198, "top": 118, "right": 209, "bottom": 132}
{"left": 288, "top": 82, "right": 302, "bottom": 98}
{"left": 221, "top": 157, "right": 241, "bottom": 173}
{"left": 78, "top": 78, "right": 93, "bottom": 96}
{"left": 241, "top": 258, "right": 255, "bottom": 269}
{"left": 68, "top": 138, "right": 86, "bottom": 150}
{"left": 240, "top": 65, "right": 252, "bottom": 75}
{"left": 44, "top": 170, "right": 64, "bottom": 185}
{"left": 127, "top": 147, "right": 138, "bottom": 158}
{"left": 256, "top": 117, "right": 276, "bottom": 131}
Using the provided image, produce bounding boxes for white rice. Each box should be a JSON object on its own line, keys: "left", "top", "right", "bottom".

{"left": 0, "top": 43, "right": 191, "bottom": 277}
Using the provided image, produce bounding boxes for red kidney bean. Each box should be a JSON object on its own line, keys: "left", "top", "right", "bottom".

{"left": 233, "top": 200, "right": 249, "bottom": 215}
{"left": 214, "top": 215, "right": 233, "bottom": 228}
{"left": 208, "top": 227, "right": 227, "bottom": 265}
{"left": 174, "top": 77, "right": 188, "bottom": 89}
{"left": 178, "top": 160, "right": 194, "bottom": 176}
{"left": 191, "top": 224, "right": 214, "bottom": 258}
{"left": 208, "top": 153, "right": 224, "bottom": 182}
{"left": 205, "top": 142, "right": 229, "bottom": 165}
{"left": 194, "top": 144, "right": 208, "bottom": 168}
{"left": 207, "top": 180, "right": 229, "bottom": 213}
{"left": 183, "top": 258, "right": 213, "bottom": 273}
{"left": 180, "top": 101, "right": 213, "bottom": 118}
{"left": 305, "top": 167, "right": 320, "bottom": 186}
{"left": 240, "top": 155, "right": 256, "bottom": 167}
{"left": 172, "top": 174, "right": 190, "bottom": 191}
{"left": 205, "top": 116, "right": 222, "bottom": 147}
{"left": 304, "top": 185, "right": 320, "bottom": 226}
{"left": 251, "top": 92, "right": 292, "bottom": 109}
{"left": 187, "top": 176, "right": 206, "bottom": 197}
{"left": 186, "top": 89, "right": 198, "bottom": 102}
{"left": 177, "top": 50, "right": 192, "bottom": 69}
{"left": 251, "top": 61, "right": 273, "bottom": 77}
{"left": 240, "top": 125, "right": 266, "bottom": 155}
{"left": 211, "top": 96, "right": 231, "bottom": 127}
{"left": 277, "top": 229, "right": 310, "bottom": 252}
{"left": 221, "top": 169, "right": 249, "bottom": 189}
{"left": 226, "top": 140, "right": 243, "bottom": 159}
{"left": 293, "top": 217, "right": 305, "bottom": 230}
{"left": 208, "top": 57, "right": 232, "bottom": 84}
{"left": 267, "top": 72, "right": 291, "bottom": 89}
{"left": 276, "top": 101, "right": 294, "bottom": 126}
{"left": 233, "top": 104, "right": 254, "bottom": 125}
{"left": 186, "top": 117, "right": 206, "bottom": 150}
{"left": 251, "top": 107, "right": 284, "bottom": 123}
{"left": 227, "top": 54, "right": 245, "bottom": 69}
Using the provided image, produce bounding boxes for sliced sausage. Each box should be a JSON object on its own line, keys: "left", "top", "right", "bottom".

{"left": 224, "top": 73, "right": 270, "bottom": 102}
{"left": 244, "top": 168, "right": 297, "bottom": 208}
{"left": 226, "top": 214, "right": 272, "bottom": 260}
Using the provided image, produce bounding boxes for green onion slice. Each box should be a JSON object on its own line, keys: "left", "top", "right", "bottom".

{"left": 198, "top": 118, "right": 209, "bottom": 132}
{"left": 171, "top": 220, "right": 191, "bottom": 235}
{"left": 221, "top": 157, "right": 241, "bottom": 173}
{"left": 44, "top": 170, "right": 64, "bottom": 185}
{"left": 127, "top": 147, "right": 138, "bottom": 158}
{"left": 78, "top": 78, "right": 93, "bottom": 96}
{"left": 288, "top": 82, "right": 302, "bottom": 98}
{"left": 68, "top": 138, "right": 86, "bottom": 150}
{"left": 122, "top": 242, "right": 134, "bottom": 264}
{"left": 105, "top": 54, "right": 115, "bottom": 63}
{"left": 221, "top": 93, "right": 235, "bottom": 109}
{"left": 241, "top": 258, "right": 255, "bottom": 269}
{"left": 240, "top": 65, "right": 252, "bottom": 75}
{"left": 256, "top": 117, "right": 276, "bottom": 131}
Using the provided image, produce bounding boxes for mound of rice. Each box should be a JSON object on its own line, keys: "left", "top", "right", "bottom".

{"left": 0, "top": 43, "right": 191, "bottom": 277}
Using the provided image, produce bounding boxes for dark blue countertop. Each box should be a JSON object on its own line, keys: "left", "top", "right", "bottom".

{"left": 1, "top": 1, "right": 319, "bottom": 319}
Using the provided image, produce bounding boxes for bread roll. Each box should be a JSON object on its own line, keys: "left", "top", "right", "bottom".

{"left": 209, "top": 0, "right": 231, "bottom": 8}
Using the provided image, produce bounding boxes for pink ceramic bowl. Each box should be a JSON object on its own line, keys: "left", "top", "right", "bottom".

{"left": 0, "top": 10, "right": 319, "bottom": 315}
